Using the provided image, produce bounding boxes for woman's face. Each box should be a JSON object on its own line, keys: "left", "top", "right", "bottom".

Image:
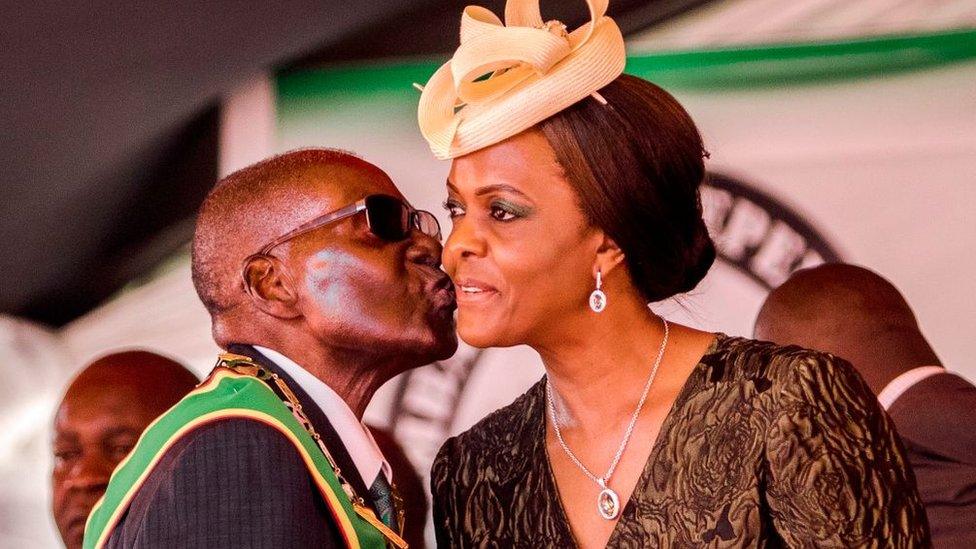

{"left": 443, "top": 129, "right": 603, "bottom": 348}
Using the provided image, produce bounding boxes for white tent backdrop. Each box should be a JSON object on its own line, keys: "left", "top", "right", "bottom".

{"left": 1, "top": 6, "right": 974, "bottom": 546}
{"left": 628, "top": 0, "right": 976, "bottom": 47}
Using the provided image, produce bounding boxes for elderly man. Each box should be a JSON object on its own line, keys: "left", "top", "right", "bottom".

{"left": 755, "top": 263, "right": 976, "bottom": 548}
{"left": 84, "top": 149, "right": 457, "bottom": 548}
{"left": 52, "top": 351, "right": 198, "bottom": 549}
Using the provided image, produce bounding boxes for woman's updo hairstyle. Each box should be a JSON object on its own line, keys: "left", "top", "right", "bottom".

{"left": 537, "top": 74, "right": 715, "bottom": 303}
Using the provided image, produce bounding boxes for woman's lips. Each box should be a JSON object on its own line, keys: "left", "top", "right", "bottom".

{"left": 455, "top": 277, "right": 499, "bottom": 304}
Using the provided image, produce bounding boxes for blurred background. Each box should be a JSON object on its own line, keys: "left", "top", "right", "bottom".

{"left": 2, "top": 0, "right": 975, "bottom": 546}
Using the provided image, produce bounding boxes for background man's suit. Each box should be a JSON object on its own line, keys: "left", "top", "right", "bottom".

{"left": 886, "top": 371, "right": 976, "bottom": 548}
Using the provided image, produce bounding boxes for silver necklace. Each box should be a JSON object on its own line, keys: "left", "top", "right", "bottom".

{"left": 545, "top": 317, "right": 669, "bottom": 520}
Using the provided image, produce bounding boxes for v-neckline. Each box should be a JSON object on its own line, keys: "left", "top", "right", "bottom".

{"left": 538, "top": 333, "right": 725, "bottom": 548}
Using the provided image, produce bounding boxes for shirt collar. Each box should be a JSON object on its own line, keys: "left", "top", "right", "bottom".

{"left": 876, "top": 365, "right": 945, "bottom": 410}
{"left": 253, "top": 346, "right": 392, "bottom": 484}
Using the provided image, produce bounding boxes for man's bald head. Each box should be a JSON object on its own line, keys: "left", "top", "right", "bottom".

{"left": 60, "top": 351, "right": 199, "bottom": 412}
{"left": 755, "top": 264, "right": 940, "bottom": 393}
{"left": 191, "top": 148, "right": 394, "bottom": 322}
{"left": 52, "top": 351, "right": 198, "bottom": 549}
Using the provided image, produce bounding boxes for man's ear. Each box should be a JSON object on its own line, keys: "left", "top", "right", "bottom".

{"left": 592, "top": 234, "right": 626, "bottom": 279}
{"left": 241, "top": 255, "right": 302, "bottom": 319}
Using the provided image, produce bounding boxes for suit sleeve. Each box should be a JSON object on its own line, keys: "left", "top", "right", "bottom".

{"left": 111, "top": 418, "right": 343, "bottom": 548}
{"left": 764, "top": 352, "right": 931, "bottom": 548}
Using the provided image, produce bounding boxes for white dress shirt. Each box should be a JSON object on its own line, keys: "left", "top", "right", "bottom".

{"left": 876, "top": 365, "right": 945, "bottom": 411}
{"left": 253, "top": 346, "right": 392, "bottom": 485}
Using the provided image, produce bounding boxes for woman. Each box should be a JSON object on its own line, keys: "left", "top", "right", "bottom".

{"left": 418, "top": 1, "right": 928, "bottom": 547}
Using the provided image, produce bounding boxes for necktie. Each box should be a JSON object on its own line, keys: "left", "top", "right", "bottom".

{"left": 368, "top": 472, "right": 400, "bottom": 532}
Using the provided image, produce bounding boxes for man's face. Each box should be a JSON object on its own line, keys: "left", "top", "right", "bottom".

{"left": 51, "top": 382, "right": 162, "bottom": 549}
{"left": 276, "top": 163, "right": 458, "bottom": 363}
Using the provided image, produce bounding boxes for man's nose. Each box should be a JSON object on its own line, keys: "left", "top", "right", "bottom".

{"left": 66, "top": 455, "right": 113, "bottom": 492}
{"left": 405, "top": 229, "right": 443, "bottom": 268}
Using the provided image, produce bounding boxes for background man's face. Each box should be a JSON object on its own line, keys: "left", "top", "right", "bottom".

{"left": 51, "top": 381, "right": 170, "bottom": 548}
{"left": 279, "top": 164, "right": 458, "bottom": 362}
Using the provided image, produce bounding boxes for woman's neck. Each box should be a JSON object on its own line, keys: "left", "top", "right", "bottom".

{"left": 532, "top": 294, "right": 670, "bottom": 430}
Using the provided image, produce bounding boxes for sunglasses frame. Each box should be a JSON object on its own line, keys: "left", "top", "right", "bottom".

{"left": 254, "top": 194, "right": 440, "bottom": 257}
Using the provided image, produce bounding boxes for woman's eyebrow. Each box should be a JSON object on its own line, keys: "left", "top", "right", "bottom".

{"left": 474, "top": 184, "right": 530, "bottom": 198}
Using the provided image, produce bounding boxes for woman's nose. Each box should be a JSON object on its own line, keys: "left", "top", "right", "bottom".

{"left": 444, "top": 217, "right": 487, "bottom": 265}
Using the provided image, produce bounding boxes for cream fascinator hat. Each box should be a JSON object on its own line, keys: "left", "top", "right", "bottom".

{"left": 417, "top": 0, "right": 626, "bottom": 160}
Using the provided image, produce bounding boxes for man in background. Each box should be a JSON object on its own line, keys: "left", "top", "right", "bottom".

{"left": 51, "top": 350, "right": 198, "bottom": 549}
{"left": 755, "top": 263, "right": 976, "bottom": 547}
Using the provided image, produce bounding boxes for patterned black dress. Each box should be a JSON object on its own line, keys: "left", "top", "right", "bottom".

{"left": 431, "top": 335, "right": 930, "bottom": 548}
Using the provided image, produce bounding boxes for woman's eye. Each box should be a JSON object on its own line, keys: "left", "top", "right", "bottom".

{"left": 488, "top": 200, "right": 531, "bottom": 222}
{"left": 489, "top": 205, "right": 517, "bottom": 221}
{"left": 442, "top": 200, "right": 465, "bottom": 219}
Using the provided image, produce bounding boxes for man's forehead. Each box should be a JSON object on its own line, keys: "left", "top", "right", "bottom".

{"left": 294, "top": 159, "right": 402, "bottom": 206}
{"left": 55, "top": 392, "right": 151, "bottom": 433}
{"left": 60, "top": 380, "right": 139, "bottom": 410}
{"left": 58, "top": 370, "right": 177, "bottom": 421}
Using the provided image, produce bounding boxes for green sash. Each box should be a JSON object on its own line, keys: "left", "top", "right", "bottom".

{"left": 83, "top": 366, "right": 389, "bottom": 549}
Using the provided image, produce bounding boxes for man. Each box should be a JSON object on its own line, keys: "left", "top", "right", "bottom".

{"left": 755, "top": 263, "right": 976, "bottom": 548}
{"left": 84, "top": 149, "right": 457, "bottom": 548}
{"left": 52, "top": 351, "right": 198, "bottom": 549}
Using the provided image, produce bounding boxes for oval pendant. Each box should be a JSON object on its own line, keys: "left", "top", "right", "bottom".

{"left": 597, "top": 487, "right": 620, "bottom": 520}
{"left": 589, "top": 289, "right": 607, "bottom": 313}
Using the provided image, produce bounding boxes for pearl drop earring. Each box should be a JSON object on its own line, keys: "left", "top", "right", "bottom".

{"left": 589, "top": 270, "right": 607, "bottom": 313}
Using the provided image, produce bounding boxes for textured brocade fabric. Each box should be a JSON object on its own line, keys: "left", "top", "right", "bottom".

{"left": 431, "top": 335, "right": 930, "bottom": 548}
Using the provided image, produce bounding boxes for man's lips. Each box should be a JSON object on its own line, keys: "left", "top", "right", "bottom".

{"left": 454, "top": 277, "right": 499, "bottom": 304}
{"left": 65, "top": 512, "right": 90, "bottom": 539}
{"left": 426, "top": 272, "right": 458, "bottom": 312}
{"left": 58, "top": 492, "right": 104, "bottom": 541}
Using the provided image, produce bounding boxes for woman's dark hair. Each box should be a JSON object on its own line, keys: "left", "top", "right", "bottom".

{"left": 538, "top": 73, "right": 715, "bottom": 303}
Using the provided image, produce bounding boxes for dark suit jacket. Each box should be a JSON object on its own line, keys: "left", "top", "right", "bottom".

{"left": 106, "top": 345, "right": 377, "bottom": 548}
{"left": 887, "top": 372, "right": 976, "bottom": 548}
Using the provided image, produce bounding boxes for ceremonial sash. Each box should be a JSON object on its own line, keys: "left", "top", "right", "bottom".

{"left": 82, "top": 366, "right": 389, "bottom": 549}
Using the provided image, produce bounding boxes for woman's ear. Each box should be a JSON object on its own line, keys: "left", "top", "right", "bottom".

{"left": 593, "top": 235, "right": 626, "bottom": 278}
{"left": 241, "top": 255, "right": 302, "bottom": 319}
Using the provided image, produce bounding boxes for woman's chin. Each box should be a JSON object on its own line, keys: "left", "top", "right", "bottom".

{"left": 457, "top": 324, "right": 498, "bottom": 349}
{"left": 457, "top": 313, "right": 507, "bottom": 348}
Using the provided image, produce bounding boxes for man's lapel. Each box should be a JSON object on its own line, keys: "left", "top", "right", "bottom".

{"left": 225, "top": 343, "right": 372, "bottom": 499}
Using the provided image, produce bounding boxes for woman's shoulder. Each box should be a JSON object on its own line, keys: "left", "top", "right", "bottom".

{"left": 432, "top": 378, "right": 545, "bottom": 477}
{"left": 707, "top": 333, "right": 856, "bottom": 380}
{"left": 704, "top": 333, "right": 871, "bottom": 403}
{"left": 710, "top": 337, "right": 928, "bottom": 545}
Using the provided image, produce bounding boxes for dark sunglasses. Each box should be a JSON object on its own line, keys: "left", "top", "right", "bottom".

{"left": 255, "top": 194, "right": 441, "bottom": 256}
